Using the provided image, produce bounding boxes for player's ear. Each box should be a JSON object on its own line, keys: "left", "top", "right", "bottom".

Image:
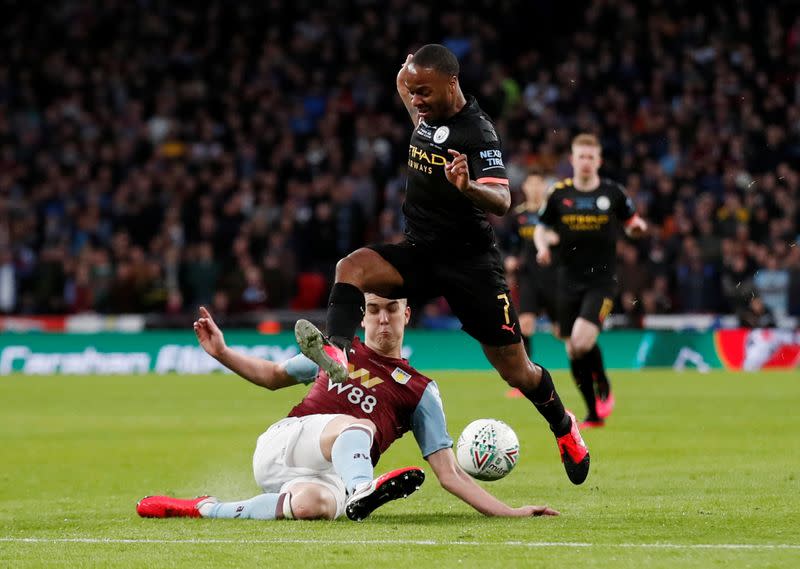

{"left": 404, "top": 306, "right": 411, "bottom": 324}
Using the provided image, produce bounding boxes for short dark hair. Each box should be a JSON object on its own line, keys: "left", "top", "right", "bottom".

{"left": 412, "top": 44, "right": 460, "bottom": 77}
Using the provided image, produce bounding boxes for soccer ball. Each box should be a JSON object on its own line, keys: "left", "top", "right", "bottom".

{"left": 456, "top": 418, "right": 520, "bottom": 481}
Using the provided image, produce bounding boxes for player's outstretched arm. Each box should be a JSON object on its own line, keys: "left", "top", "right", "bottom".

{"left": 193, "top": 306, "right": 313, "bottom": 390}
{"left": 426, "top": 448, "right": 559, "bottom": 517}
{"left": 396, "top": 54, "right": 419, "bottom": 126}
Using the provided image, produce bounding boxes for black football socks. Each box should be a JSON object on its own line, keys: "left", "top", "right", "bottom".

{"left": 586, "top": 344, "right": 610, "bottom": 399}
{"left": 326, "top": 282, "right": 365, "bottom": 351}
{"left": 521, "top": 366, "right": 571, "bottom": 437}
{"left": 570, "top": 353, "right": 599, "bottom": 420}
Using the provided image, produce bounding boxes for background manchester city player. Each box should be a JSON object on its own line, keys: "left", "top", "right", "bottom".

{"left": 535, "top": 133, "right": 647, "bottom": 428}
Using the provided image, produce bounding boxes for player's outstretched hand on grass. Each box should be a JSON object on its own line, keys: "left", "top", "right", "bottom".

{"left": 517, "top": 505, "right": 560, "bottom": 517}
{"left": 194, "top": 306, "right": 227, "bottom": 359}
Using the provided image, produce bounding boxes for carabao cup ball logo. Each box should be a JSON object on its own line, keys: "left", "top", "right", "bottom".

{"left": 596, "top": 195, "right": 611, "bottom": 211}
{"left": 433, "top": 126, "right": 450, "bottom": 144}
{"left": 456, "top": 419, "right": 520, "bottom": 481}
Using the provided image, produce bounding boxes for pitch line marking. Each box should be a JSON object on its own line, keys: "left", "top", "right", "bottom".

{"left": 1, "top": 537, "right": 799, "bottom": 550}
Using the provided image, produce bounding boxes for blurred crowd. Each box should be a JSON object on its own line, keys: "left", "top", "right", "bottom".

{"left": 0, "top": 0, "right": 798, "bottom": 323}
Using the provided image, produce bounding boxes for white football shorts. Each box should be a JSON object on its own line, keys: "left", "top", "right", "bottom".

{"left": 252, "top": 414, "right": 347, "bottom": 518}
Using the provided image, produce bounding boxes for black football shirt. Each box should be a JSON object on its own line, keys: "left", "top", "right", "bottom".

{"left": 538, "top": 177, "right": 636, "bottom": 283}
{"left": 404, "top": 95, "right": 508, "bottom": 251}
{"left": 510, "top": 203, "right": 558, "bottom": 279}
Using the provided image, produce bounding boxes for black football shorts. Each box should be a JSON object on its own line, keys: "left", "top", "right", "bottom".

{"left": 368, "top": 240, "right": 521, "bottom": 346}
{"left": 557, "top": 278, "right": 616, "bottom": 336}
{"left": 517, "top": 267, "right": 558, "bottom": 324}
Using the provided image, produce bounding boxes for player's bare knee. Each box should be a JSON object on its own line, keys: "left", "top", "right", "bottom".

{"left": 566, "top": 341, "right": 577, "bottom": 360}
{"left": 335, "top": 253, "right": 367, "bottom": 287}
{"left": 518, "top": 313, "right": 535, "bottom": 337}
{"left": 348, "top": 418, "right": 376, "bottom": 436}
{"left": 520, "top": 321, "right": 535, "bottom": 337}
{"left": 289, "top": 486, "right": 337, "bottom": 520}
{"left": 337, "top": 418, "right": 376, "bottom": 440}
{"left": 328, "top": 416, "right": 376, "bottom": 439}
{"left": 570, "top": 338, "right": 594, "bottom": 358}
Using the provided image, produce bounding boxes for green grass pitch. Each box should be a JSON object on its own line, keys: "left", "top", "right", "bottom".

{"left": 2, "top": 369, "right": 799, "bottom": 568}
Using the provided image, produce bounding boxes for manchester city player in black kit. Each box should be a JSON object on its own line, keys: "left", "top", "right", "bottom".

{"left": 506, "top": 168, "right": 561, "bottom": 354}
{"left": 296, "top": 44, "right": 590, "bottom": 485}
{"left": 535, "top": 134, "right": 647, "bottom": 428}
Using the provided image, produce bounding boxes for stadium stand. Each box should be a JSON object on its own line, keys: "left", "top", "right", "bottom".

{"left": 0, "top": 1, "right": 797, "bottom": 325}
